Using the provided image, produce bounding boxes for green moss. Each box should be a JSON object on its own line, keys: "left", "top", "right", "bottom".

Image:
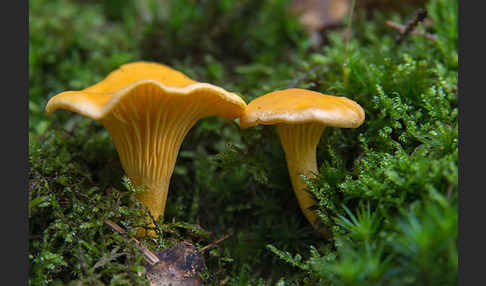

{"left": 261, "top": 1, "right": 457, "bottom": 285}
{"left": 139, "top": 0, "right": 305, "bottom": 65}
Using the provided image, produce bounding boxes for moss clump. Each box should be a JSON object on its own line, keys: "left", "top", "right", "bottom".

{"left": 29, "top": 130, "right": 146, "bottom": 285}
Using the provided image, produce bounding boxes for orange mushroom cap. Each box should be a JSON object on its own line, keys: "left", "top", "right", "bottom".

{"left": 46, "top": 62, "right": 245, "bottom": 121}
{"left": 240, "top": 88, "right": 365, "bottom": 129}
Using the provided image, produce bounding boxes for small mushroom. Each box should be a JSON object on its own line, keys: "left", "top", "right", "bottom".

{"left": 46, "top": 62, "right": 246, "bottom": 224}
{"left": 240, "top": 88, "right": 364, "bottom": 235}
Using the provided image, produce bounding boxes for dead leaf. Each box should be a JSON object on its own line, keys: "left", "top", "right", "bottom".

{"left": 291, "top": 0, "right": 350, "bottom": 31}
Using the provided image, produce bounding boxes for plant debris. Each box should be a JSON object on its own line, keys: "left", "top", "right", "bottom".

{"left": 146, "top": 241, "right": 205, "bottom": 286}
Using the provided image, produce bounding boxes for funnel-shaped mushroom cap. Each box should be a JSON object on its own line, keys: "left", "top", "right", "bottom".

{"left": 46, "top": 62, "right": 246, "bottom": 221}
{"left": 240, "top": 88, "right": 364, "bottom": 129}
{"left": 46, "top": 62, "right": 245, "bottom": 121}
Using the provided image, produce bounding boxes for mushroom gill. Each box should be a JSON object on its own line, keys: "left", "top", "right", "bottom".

{"left": 46, "top": 62, "right": 247, "bottom": 223}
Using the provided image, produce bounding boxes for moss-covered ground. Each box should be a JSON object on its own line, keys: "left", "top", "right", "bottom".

{"left": 29, "top": 0, "right": 457, "bottom": 285}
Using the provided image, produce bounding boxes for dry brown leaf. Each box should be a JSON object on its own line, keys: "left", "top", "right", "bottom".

{"left": 291, "top": 0, "right": 350, "bottom": 31}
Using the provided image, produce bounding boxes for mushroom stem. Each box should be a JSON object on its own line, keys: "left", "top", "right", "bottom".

{"left": 100, "top": 83, "right": 206, "bottom": 221}
{"left": 130, "top": 176, "right": 170, "bottom": 221}
{"left": 277, "top": 123, "right": 327, "bottom": 235}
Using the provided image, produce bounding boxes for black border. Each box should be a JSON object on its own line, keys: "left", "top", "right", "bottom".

{"left": 459, "top": 1, "right": 478, "bottom": 285}
{"left": 4, "top": 0, "right": 28, "bottom": 284}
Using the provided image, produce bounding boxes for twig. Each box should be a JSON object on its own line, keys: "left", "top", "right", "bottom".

{"left": 105, "top": 219, "right": 127, "bottom": 234}
{"left": 200, "top": 233, "right": 231, "bottom": 253}
{"left": 385, "top": 21, "right": 437, "bottom": 42}
{"left": 395, "top": 8, "right": 429, "bottom": 44}
{"left": 104, "top": 219, "right": 160, "bottom": 265}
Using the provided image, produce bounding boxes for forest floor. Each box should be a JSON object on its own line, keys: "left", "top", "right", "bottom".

{"left": 29, "top": 0, "right": 457, "bottom": 285}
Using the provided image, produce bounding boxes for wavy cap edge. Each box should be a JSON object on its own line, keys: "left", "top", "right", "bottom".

{"left": 46, "top": 79, "right": 247, "bottom": 121}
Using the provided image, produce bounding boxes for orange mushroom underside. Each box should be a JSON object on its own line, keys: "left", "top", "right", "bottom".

{"left": 46, "top": 62, "right": 247, "bottom": 222}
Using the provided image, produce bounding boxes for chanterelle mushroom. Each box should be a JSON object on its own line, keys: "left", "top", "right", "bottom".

{"left": 240, "top": 88, "right": 364, "bottom": 235}
{"left": 46, "top": 62, "right": 246, "bottom": 224}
